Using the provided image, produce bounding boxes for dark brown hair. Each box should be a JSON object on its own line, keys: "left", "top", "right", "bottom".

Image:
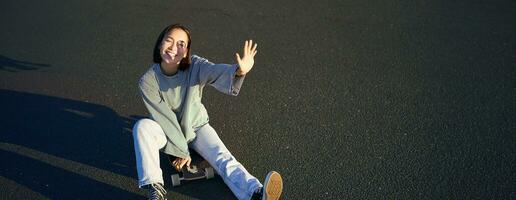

{"left": 153, "top": 24, "right": 192, "bottom": 70}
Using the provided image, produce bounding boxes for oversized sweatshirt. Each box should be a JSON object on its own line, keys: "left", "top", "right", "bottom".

{"left": 138, "top": 55, "right": 245, "bottom": 158}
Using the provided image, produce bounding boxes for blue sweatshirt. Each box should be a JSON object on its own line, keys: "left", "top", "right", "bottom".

{"left": 138, "top": 55, "right": 245, "bottom": 158}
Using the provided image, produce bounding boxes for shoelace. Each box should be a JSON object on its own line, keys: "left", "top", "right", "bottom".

{"left": 149, "top": 183, "right": 166, "bottom": 200}
{"left": 251, "top": 188, "right": 263, "bottom": 200}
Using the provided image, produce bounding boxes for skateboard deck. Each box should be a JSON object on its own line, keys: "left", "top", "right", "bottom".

{"left": 168, "top": 155, "right": 216, "bottom": 187}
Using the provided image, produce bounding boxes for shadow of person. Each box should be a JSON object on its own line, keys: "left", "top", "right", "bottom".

{"left": 0, "top": 89, "right": 234, "bottom": 199}
{"left": 0, "top": 89, "right": 143, "bottom": 199}
{"left": 0, "top": 55, "right": 50, "bottom": 72}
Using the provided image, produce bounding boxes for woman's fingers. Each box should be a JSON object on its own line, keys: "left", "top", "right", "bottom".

{"left": 251, "top": 43, "right": 258, "bottom": 56}
{"left": 235, "top": 53, "right": 242, "bottom": 63}
{"left": 242, "top": 40, "right": 258, "bottom": 57}
{"left": 248, "top": 40, "right": 253, "bottom": 55}
{"left": 181, "top": 158, "right": 188, "bottom": 168}
{"left": 244, "top": 40, "right": 249, "bottom": 55}
{"left": 173, "top": 160, "right": 179, "bottom": 171}
{"left": 173, "top": 157, "right": 186, "bottom": 171}
{"left": 176, "top": 161, "right": 183, "bottom": 171}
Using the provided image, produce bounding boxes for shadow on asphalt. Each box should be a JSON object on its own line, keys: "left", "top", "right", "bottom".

{"left": 0, "top": 89, "right": 234, "bottom": 199}
{"left": 0, "top": 55, "right": 50, "bottom": 72}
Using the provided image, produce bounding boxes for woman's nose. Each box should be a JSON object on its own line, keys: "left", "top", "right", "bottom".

{"left": 170, "top": 43, "right": 178, "bottom": 52}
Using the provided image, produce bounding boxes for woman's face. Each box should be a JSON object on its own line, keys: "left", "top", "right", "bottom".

{"left": 160, "top": 28, "right": 189, "bottom": 65}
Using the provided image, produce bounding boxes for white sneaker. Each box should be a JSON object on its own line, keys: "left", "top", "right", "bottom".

{"left": 262, "top": 171, "right": 283, "bottom": 200}
{"left": 147, "top": 183, "right": 167, "bottom": 200}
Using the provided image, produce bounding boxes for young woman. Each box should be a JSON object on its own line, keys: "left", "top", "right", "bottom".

{"left": 132, "top": 24, "right": 283, "bottom": 200}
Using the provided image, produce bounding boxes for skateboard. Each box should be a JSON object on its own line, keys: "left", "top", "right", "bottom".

{"left": 168, "top": 155, "right": 216, "bottom": 187}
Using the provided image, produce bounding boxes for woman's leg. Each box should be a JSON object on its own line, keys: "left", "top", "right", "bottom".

{"left": 133, "top": 118, "right": 168, "bottom": 188}
{"left": 190, "top": 124, "right": 263, "bottom": 200}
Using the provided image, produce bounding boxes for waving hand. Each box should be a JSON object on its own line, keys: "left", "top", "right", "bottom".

{"left": 235, "top": 40, "right": 258, "bottom": 76}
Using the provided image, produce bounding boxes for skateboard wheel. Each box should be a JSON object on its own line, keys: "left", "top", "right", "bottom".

{"left": 205, "top": 167, "right": 214, "bottom": 179}
{"left": 171, "top": 174, "right": 181, "bottom": 187}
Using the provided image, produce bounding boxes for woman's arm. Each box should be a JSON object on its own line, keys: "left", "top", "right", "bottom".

{"left": 197, "top": 40, "right": 258, "bottom": 96}
{"left": 196, "top": 56, "right": 245, "bottom": 96}
{"left": 139, "top": 79, "right": 190, "bottom": 159}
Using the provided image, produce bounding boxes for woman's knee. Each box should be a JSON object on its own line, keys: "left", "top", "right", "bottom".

{"left": 133, "top": 118, "right": 160, "bottom": 136}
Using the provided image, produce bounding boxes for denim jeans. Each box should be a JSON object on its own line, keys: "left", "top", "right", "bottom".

{"left": 133, "top": 118, "right": 262, "bottom": 200}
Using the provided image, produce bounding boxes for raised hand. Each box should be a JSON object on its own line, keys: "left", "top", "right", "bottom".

{"left": 235, "top": 40, "right": 258, "bottom": 76}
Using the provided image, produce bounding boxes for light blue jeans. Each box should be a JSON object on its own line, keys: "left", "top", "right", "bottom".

{"left": 133, "top": 118, "right": 262, "bottom": 200}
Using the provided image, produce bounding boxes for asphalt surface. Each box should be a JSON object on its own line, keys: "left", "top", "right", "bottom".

{"left": 1, "top": 0, "right": 515, "bottom": 199}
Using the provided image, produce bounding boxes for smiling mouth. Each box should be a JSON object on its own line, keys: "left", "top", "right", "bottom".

{"left": 165, "top": 50, "right": 176, "bottom": 59}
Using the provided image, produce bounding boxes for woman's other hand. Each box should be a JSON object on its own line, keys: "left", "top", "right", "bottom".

{"left": 235, "top": 40, "right": 258, "bottom": 76}
{"left": 172, "top": 156, "right": 192, "bottom": 171}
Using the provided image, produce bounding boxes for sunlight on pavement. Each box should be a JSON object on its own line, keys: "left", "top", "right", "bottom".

{"left": 0, "top": 142, "right": 145, "bottom": 197}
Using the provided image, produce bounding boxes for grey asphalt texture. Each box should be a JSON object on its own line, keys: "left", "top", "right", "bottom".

{"left": 1, "top": 0, "right": 515, "bottom": 199}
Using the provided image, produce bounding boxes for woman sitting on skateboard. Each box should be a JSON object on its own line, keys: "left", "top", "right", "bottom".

{"left": 132, "top": 24, "right": 283, "bottom": 200}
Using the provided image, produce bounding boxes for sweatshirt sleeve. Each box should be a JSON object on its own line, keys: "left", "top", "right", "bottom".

{"left": 195, "top": 55, "right": 246, "bottom": 96}
{"left": 138, "top": 77, "right": 190, "bottom": 158}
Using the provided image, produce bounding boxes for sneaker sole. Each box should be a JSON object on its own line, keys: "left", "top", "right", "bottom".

{"left": 263, "top": 171, "right": 283, "bottom": 200}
